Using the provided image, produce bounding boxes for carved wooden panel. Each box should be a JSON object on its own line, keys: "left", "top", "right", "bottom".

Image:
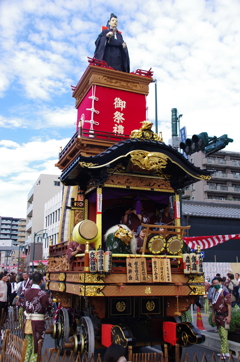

{"left": 102, "top": 284, "right": 190, "bottom": 297}
{"left": 48, "top": 256, "right": 69, "bottom": 272}
{"left": 66, "top": 273, "right": 85, "bottom": 283}
{"left": 50, "top": 273, "right": 62, "bottom": 281}
{"left": 74, "top": 209, "right": 84, "bottom": 224}
{"left": 58, "top": 272, "right": 189, "bottom": 285}
{"left": 105, "top": 174, "right": 172, "bottom": 191}
{"left": 65, "top": 283, "right": 83, "bottom": 296}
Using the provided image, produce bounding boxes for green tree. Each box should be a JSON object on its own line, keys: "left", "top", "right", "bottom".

{"left": 18, "top": 257, "right": 28, "bottom": 273}
{"left": 36, "top": 262, "right": 47, "bottom": 274}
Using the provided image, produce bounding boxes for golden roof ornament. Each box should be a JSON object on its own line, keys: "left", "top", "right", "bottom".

{"left": 130, "top": 121, "right": 163, "bottom": 142}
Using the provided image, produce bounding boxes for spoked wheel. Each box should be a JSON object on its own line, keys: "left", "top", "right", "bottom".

{"left": 54, "top": 308, "right": 70, "bottom": 354}
{"left": 78, "top": 316, "right": 95, "bottom": 360}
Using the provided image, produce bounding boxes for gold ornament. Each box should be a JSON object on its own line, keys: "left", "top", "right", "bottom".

{"left": 146, "top": 301, "right": 155, "bottom": 311}
{"left": 130, "top": 150, "right": 169, "bottom": 173}
{"left": 145, "top": 287, "right": 152, "bottom": 295}
{"left": 189, "top": 285, "right": 205, "bottom": 295}
{"left": 116, "top": 301, "right": 126, "bottom": 312}
{"left": 58, "top": 283, "right": 65, "bottom": 292}
{"left": 79, "top": 162, "right": 98, "bottom": 168}
{"left": 85, "top": 285, "right": 105, "bottom": 296}
{"left": 58, "top": 273, "right": 65, "bottom": 281}
{"left": 130, "top": 121, "right": 163, "bottom": 142}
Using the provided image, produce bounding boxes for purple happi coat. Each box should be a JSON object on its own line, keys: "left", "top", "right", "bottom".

{"left": 17, "top": 278, "right": 32, "bottom": 307}
{"left": 212, "top": 289, "right": 231, "bottom": 328}
{"left": 24, "top": 287, "right": 52, "bottom": 353}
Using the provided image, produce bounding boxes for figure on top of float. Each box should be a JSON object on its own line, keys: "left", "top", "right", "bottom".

{"left": 94, "top": 13, "right": 130, "bottom": 73}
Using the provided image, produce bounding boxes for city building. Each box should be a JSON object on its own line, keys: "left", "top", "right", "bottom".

{"left": 25, "top": 174, "right": 61, "bottom": 268}
{"left": 182, "top": 150, "right": 240, "bottom": 203}
{"left": 0, "top": 216, "right": 26, "bottom": 244}
{"left": 43, "top": 189, "right": 63, "bottom": 259}
{"left": 0, "top": 216, "right": 26, "bottom": 272}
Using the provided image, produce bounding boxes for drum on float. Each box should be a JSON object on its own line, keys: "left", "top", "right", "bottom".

{"left": 147, "top": 234, "right": 166, "bottom": 254}
{"left": 166, "top": 235, "right": 183, "bottom": 254}
{"left": 72, "top": 220, "right": 98, "bottom": 244}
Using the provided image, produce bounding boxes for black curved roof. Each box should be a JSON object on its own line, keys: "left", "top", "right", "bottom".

{"left": 60, "top": 138, "right": 212, "bottom": 190}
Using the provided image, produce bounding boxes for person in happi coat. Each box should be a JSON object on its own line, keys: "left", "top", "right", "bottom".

{"left": 94, "top": 13, "right": 130, "bottom": 72}
{"left": 67, "top": 241, "right": 85, "bottom": 262}
{"left": 211, "top": 277, "right": 232, "bottom": 360}
{"left": 24, "top": 272, "right": 52, "bottom": 362}
{"left": 17, "top": 272, "right": 32, "bottom": 327}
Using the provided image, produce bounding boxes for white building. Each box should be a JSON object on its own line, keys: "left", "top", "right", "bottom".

{"left": 43, "top": 189, "right": 63, "bottom": 259}
{"left": 25, "top": 174, "right": 61, "bottom": 266}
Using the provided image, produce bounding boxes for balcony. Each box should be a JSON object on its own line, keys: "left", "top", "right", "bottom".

{"left": 27, "top": 203, "right": 33, "bottom": 217}
{"left": 25, "top": 236, "right": 32, "bottom": 245}
{"left": 26, "top": 219, "right": 32, "bottom": 232}
{"left": 211, "top": 172, "right": 240, "bottom": 181}
{"left": 182, "top": 189, "right": 191, "bottom": 199}
{"left": 202, "top": 157, "right": 216, "bottom": 166}
{"left": 231, "top": 160, "right": 240, "bottom": 167}
{"left": 27, "top": 186, "right": 34, "bottom": 202}
{"left": 220, "top": 185, "right": 228, "bottom": 191}
{"left": 211, "top": 172, "right": 228, "bottom": 180}
{"left": 204, "top": 184, "right": 240, "bottom": 195}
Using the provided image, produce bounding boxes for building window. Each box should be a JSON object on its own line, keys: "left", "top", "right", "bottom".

{"left": 218, "top": 158, "right": 226, "bottom": 165}
{"left": 54, "top": 181, "right": 60, "bottom": 186}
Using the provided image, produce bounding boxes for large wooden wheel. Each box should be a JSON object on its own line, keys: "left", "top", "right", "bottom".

{"left": 78, "top": 316, "right": 95, "bottom": 359}
{"left": 54, "top": 308, "right": 70, "bottom": 353}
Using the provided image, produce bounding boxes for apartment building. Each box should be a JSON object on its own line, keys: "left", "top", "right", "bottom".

{"left": 42, "top": 189, "right": 63, "bottom": 259}
{"left": 0, "top": 217, "right": 26, "bottom": 272}
{"left": 183, "top": 150, "right": 240, "bottom": 203}
{"left": 0, "top": 216, "right": 26, "bottom": 244}
{"left": 25, "top": 174, "right": 61, "bottom": 266}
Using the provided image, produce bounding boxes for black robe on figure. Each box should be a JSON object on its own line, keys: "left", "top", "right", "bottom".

{"left": 94, "top": 28, "right": 130, "bottom": 73}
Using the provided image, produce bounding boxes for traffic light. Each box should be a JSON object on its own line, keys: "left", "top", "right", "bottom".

{"left": 180, "top": 133, "right": 233, "bottom": 156}
{"left": 204, "top": 134, "right": 233, "bottom": 156}
{"left": 180, "top": 132, "right": 209, "bottom": 155}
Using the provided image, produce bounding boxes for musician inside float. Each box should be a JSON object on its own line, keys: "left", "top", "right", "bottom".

{"left": 67, "top": 241, "right": 85, "bottom": 261}
{"left": 154, "top": 203, "right": 175, "bottom": 226}
{"left": 135, "top": 226, "right": 147, "bottom": 254}
{"left": 121, "top": 199, "right": 150, "bottom": 234}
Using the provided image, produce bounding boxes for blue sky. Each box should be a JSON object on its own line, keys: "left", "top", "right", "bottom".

{"left": 1, "top": 0, "right": 240, "bottom": 217}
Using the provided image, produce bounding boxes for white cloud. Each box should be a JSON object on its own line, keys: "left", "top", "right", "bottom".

{"left": 0, "top": 137, "right": 68, "bottom": 217}
{"left": 0, "top": 140, "right": 19, "bottom": 148}
{"left": 0, "top": 106, "right": 76, "bottom": 129}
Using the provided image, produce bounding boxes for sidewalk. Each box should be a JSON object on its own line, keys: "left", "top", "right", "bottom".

{"left": 193, "top": 311, "right": 240, "bottom": 358}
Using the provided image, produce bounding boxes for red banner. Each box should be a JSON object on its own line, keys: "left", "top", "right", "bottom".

{"left": 183, "top": 234, "right": 240, "bottom": 250}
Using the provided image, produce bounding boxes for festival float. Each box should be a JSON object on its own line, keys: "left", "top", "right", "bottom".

{"left": 46, "top": 13, "right": 211, "bottom": 359}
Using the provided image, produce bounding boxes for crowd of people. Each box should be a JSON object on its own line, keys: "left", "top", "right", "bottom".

{"left": 204, "top": 271, "right": 240, "bottom": 360}
{"left": 0, "top": 270, "right": 52, "bottom": 362}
